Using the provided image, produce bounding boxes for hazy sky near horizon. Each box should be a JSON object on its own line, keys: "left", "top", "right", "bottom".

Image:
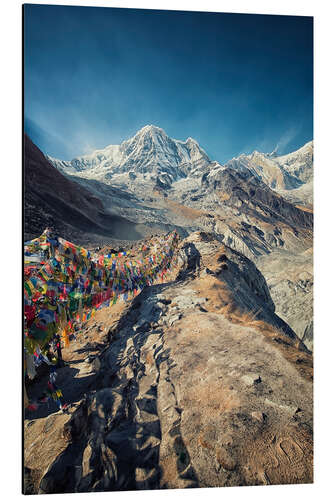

{"left": 24, "top": 5, "right": 313, "bottom": 162}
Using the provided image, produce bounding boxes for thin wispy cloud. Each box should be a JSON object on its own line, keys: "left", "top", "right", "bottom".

{"left": 274, "top": 126, "right": 302, "bottom": 154}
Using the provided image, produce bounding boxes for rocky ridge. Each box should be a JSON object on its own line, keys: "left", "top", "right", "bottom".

{"left": 24, "top": 232, "right": 313, "bottom": 493}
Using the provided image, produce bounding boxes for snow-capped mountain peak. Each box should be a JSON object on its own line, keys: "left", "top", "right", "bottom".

{"left": 222, "top": 140, "right": 313, "bottom": 192}
{"left": 136, "top": 124, "right": 166, "bottom": 135}
{"left": 185, "top": 137, "right": 198, "bottom": 144}
{"left": 47, "top": 125, "right": 212, "bottom": 187}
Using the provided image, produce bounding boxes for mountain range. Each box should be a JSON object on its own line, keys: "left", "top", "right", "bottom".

{"left": 43, "top": 125, "right": 312, "bottom": 259}
{"left": 47, "top": 125, "right": 313, "bottom": 205}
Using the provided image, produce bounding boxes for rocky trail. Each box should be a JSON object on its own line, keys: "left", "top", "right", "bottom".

{"left": 24, "top": 232, "right": 313, "bottom": 493}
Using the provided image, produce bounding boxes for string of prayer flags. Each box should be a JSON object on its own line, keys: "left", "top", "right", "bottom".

{"left": 24, "top": 230, "right": 180, "bottom": 377}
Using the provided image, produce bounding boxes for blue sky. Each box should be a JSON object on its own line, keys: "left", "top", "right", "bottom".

{"left": 24, "top": 5, "right": 313, "bottom": 162}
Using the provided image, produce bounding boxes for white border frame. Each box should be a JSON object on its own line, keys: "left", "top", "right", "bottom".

{"left": 1, "top": 1, "right": 332, "bottom": 499}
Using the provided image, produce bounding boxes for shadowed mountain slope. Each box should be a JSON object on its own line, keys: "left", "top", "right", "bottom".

{"left": 24, "top": 135, "right": 156, "bottom": 243}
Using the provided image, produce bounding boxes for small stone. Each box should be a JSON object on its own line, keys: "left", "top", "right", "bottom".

{"left": 241, "top": 374, "right": 262, "bottom": 386}
{"left": 133, "top": 319, "right": 150, "bottom": 333}
{"left": 196, "top": 304, "right": 208, "bottom": 312}
{"left": 168, "top": 314, "right": 182, "bottom": 326}
{"left": 251, "top": 411, "right": 267, "bottom": 423}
